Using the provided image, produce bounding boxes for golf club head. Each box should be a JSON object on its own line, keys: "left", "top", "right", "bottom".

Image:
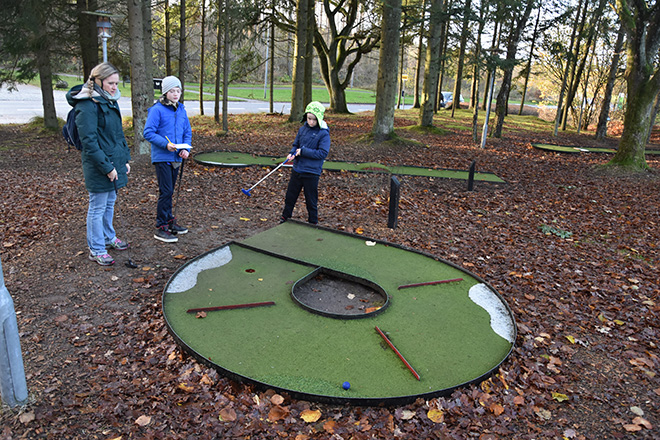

{"left": 241, "top": 188, "right": 252, "bottom": 197}
{"left": 125, "top": 259, "right": 138, "bottom": 269}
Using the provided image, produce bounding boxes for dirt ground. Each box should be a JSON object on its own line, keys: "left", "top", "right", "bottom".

{"left": 0, "top": 110, "right": 659, "bottom": 439}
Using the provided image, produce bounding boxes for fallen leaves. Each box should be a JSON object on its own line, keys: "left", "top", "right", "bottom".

{"left": 427, "top": 408, "right": 444, "bottom": 423}
{"left": 623, "top": 417, "right": 653, "bottom": 432}
{"left": 135, "top": 415, "right": 151, "bottom": 426}
{"left": 300, "top": 409, "right": 321, "bottom": 423}
{"left": 219, "top": 407, "right": 237, "bottom": 422}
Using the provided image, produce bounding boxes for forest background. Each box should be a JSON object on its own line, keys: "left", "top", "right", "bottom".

{"left": 1, "top": 0, "right": 660, "bottom": 171}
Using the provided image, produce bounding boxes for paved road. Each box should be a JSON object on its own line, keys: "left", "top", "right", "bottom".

{"left": 0, "top": 84, "right": 379, "bottom": 124}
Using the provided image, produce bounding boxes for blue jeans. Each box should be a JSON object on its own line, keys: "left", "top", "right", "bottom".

{"left": 87, "top": 190, "right": 117, "bottom": 256}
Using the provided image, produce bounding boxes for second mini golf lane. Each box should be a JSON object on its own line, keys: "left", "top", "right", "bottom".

{"left": 163, "top": 222, "right": 516, "bottom": 405}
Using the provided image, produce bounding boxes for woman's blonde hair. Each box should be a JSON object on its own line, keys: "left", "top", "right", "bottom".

{"left": 87, "top": 62, "right": 119, "bottom": 87}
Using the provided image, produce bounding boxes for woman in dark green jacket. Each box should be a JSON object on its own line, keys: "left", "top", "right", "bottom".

{"left": 66, "top": 62, "right": 131, "bottom": 266}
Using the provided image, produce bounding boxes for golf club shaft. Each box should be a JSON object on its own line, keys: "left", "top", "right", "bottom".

{"left": 172, "top": 159, "right": 185, "bottom": 221}
{"left": 248, "top": 160, "right": 288, "bottom": 191}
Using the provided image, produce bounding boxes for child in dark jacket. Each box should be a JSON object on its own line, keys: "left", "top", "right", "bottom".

{"left": 143, "top": 76, "right": 192, "bottom": 243}
{"left": 280, "top": 101, "right": 330, "bottom": 225}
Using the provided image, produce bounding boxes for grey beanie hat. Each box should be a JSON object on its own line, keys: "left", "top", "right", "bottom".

{"left": 161, "top": 76, "right": 182, "bottom": 95}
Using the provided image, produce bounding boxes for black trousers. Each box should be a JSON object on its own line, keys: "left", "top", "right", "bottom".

{"left": 282, "top": 170, "right": 320, "bottom": 224}
{"left": 154, "top": 162, "right": 179, "bottom": 228}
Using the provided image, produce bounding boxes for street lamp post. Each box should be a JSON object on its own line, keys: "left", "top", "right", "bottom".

{"left": 97, "top": 15, "right": 112, "bottom": 63}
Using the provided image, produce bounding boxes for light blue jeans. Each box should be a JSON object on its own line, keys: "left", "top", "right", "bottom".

{"left": 87, "top": 190, "right": 117, "bottom": 256}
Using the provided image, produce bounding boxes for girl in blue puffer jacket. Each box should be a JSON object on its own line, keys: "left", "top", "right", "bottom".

{"left": 280, "top": 101, "right": 330, "bottom": 225}
{"left": 144, "top": 76, "right": 192, "bottom": 243}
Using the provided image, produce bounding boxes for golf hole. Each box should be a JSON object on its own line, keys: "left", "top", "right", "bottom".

{"left": 291, "top": 267, "right": 389, "bottom": 319}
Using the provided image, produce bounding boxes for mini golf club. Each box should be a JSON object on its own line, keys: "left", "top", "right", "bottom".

{"left": 186, "top": 301, "right": 275, "bottom": 314}
{"left": 113, "top": 180, "right": 138, "bottom": 269}
{"left": 167, "top": 136, "right": 187, "bottom": 235}
{"left": 375, "top": 325, "right": 420, "bottom": 381}
{"left": 398, "top": 278, "right": 464, "bottom": 290}
{"left": 241, "top": 159, "right": 289, "bottom": 197}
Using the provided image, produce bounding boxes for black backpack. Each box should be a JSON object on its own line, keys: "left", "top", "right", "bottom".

{"left": 63, "top": 92, "right": 102, "bottom": 151}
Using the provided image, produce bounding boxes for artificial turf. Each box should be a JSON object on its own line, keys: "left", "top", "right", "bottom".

{"left": 162, "top": 222, "right": 515, "bottom": 404}
{"left": 194, "top": 151, "right": 506, "bottom": 183}
{"left": 531, "top": 143, "right": 660, "bottom": 155}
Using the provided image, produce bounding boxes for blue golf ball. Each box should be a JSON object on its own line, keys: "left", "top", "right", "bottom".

{"left": 342, "top": 381, "right": 351, "bottom": 390}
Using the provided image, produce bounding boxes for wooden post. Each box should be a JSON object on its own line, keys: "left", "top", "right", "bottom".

{"left": 388, "top": 176, "right": 401, "bottom": 229}
{"left": 467, "top": 160, "right": 476, "bottom": 191}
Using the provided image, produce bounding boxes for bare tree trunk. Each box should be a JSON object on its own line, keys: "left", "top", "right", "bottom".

{"left": 77, "top": 0, "right": 98, "bottom": 80}
{"left": 562, "top": 0, "right": 607, "bottom": 130}
{"left": 482, "top": 18, "right": 499, "bottom": 111}
{"left": 222, "top": 8, "right": 230, "bottom": 132}
{"left": 269, "top": 11, "right": 275, "bottom": 113}
{"left": 165, "top": 0, "right": 171, "bottom": 75}
{"left": 397, "top": 18, "right": 406, "bottom": 109}
{"left": 595, "top": 24, "right": 624, "bottom": 140}
{"left": 609, "top": 0, "right": 660, "bottom": 170}
{"left": 199, "top": 0, "right": 206, "bottom": 115}
{"left": 303, "top": 0, "right": 315, "bottom": 106}
{"left": 419, "top": 0, "right": 444, "bottom": 127}
{"left": 290, "top": 0, "right": 310, "bottom": 122}
{"left": 435, "top": 0, "right": 451, "bottom": 110}
{"left": 214, "top": 0, "right": 222, "bottom": 123}
{"left": 647, "top": 92, "right": 660, "bottom": 143}
{"left": 214, "top": 10, "right": 221, "bottom": 124}
{"left": 143, "top": 1, "right": 153, "bottom": 84}
{"left": 450, "top": 0, "right": 472, "bottom": 118}
{"left": 413, "top": 0, "right": 427, "bottom": 109}
{"left": 553, "top": 0, "right": 584, "bottom": 136}
{"left": 560, "top": 0, "right": 589, "bottom": 130}
{"left": 36, "top": 43, "right": 58, "bottom": 129}
{"left": 127, "top": 0, "right": 152, "bottom": 154}
{"left": 372, "top": 0, "right": 402, "bottom": 140}
{"left": 492, "top": 0, "right": 534, "bottom": 138}
{"left": 519, "top": 6, "right": 541, "bottom": 115}
{"left": 179, "top": 0, "right": 187, "bottom": 102}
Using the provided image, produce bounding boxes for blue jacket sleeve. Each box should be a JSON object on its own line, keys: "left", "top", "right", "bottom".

{"left": 143, "top": 105, "right": 168, "bottom": 150}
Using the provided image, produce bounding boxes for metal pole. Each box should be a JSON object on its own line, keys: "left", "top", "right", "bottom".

{"left": 0, "top": 257, "right": 28, "bottom": 407}
{"left": 480, "top": 66, "right": 496, "bottom": 149}
{"left": 102, "top": 36, "right": 108, "bottom": 63}
{"left": 263, "top": 27, "right": 269, "bottom": 100}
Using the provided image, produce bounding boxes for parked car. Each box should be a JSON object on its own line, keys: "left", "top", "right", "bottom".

{"left": 439, "top": 91, "right": 465, "bottom": 108}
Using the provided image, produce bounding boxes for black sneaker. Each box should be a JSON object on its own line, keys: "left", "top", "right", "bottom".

{"left": 169, "top": 222, "right": 188, "bottom": 235}
{"left": 155, "top": 226, "right": 178, "bottom": 243}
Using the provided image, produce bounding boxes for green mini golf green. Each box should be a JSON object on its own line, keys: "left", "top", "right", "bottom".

{"left": 193, "top": 151, "right": 506, "bottom": 183}
{"left": 531, "top": 143, "right": 660, "bottom": 155}
{"left": 162, "top": 221, "right": 516, "bottom": 406}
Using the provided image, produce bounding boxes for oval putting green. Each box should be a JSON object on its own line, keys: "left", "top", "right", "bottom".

{"left": 163, "top": 221, "right": 516, "bottom": 406}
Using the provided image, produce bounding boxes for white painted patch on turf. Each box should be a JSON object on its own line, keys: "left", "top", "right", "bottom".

{"left": 468, "top": 283, "right": 515, "bottom": 343}
{"left": 166, "top": 246, "right": 233, "bottom": 293}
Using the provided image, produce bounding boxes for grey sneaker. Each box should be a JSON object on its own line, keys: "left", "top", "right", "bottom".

{"left": 106, "top": 237, "right": 129, "bottom": 250}
{"left": 169, "top": 222, "right": 188, "bottom": 235}
{"left": 155, "top": 226, "right": 178, "bottom": 243}
{"left": 89, "top": 253, "right": 115, "bottom": 266}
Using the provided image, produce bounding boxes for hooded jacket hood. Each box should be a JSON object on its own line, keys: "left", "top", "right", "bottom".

{"left": 303, "top": 101, "right": 328, "bottom": 130}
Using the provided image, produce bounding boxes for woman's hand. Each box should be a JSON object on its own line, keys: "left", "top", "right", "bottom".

{"left": 167, "top": 142, "right": 177, "bottom": 152}
{"left": 179, "top": 149, "right": 189, "bottom": 159}
{"left": 107, "top": 168, "right": 118, "bottom": 181}
{"left": 126, "top": 163, "right": 131, "bottom": 174}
